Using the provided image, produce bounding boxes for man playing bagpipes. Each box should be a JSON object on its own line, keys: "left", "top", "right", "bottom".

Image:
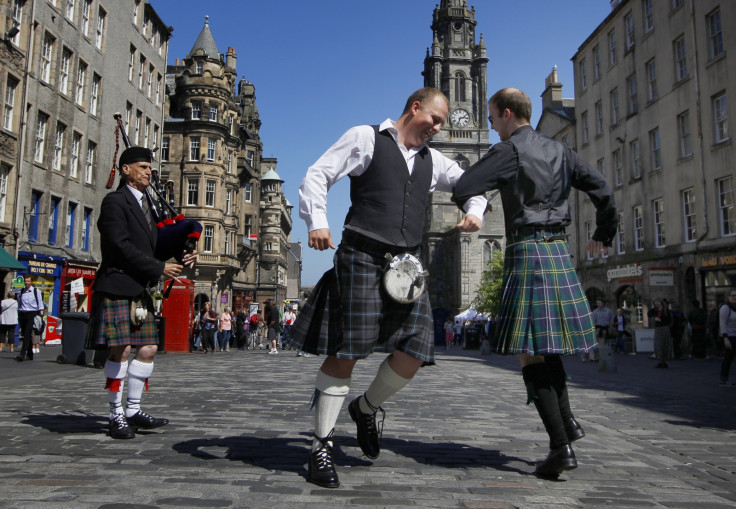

{"left": 85, "top": 146, "right": 197, "bottom": 439}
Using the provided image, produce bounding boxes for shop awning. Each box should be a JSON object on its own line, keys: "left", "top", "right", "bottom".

{"left": 0, "top": 247, "right": 26, "bottom": 271}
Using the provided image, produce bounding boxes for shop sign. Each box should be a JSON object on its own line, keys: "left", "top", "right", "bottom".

{"left": 27, "top": 259, "right": 58, "bottom": 276}
{"left": 702, "top": 255, "right": 736, "bottom": 268}
{"left": 220, "top": 292, "right": 229, "bottom": 304}
{"left": 70, "top": 277, "right": 84, "bottom": 295}
{"left": 66, "top": 266, "right": 96, "bottom": 278}
{"left": 606, "top": 263, "right": 643, "bottom": 282}
{"left": 648, "top": 269, "right": 674, "bottom": 286}
{"left": 11, "top": 276, "right": 24, "bottom": 288}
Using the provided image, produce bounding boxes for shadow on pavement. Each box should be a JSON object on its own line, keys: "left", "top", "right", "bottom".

{"left": 22, "top": 412, "right": 107, "bottom": 434}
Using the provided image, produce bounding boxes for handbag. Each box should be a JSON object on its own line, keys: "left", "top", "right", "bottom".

{"left": 32, "top": 314, "right": 45, "bottom": 334}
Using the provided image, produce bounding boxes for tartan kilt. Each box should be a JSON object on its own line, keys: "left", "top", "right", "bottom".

{"left": 287, "top": 232, "right": 435, "bottom": 364}
{"left": 85, "top": 293, "right": 160, "bottom": 349}
{"left": 494, "top": 234, "right": 595, "bottom": 356}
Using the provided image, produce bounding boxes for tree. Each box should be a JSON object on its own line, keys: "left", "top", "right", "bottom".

{"left": 473, "top": 252, "right": 505, "bottom": 318}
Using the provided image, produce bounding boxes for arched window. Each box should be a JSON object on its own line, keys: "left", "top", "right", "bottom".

{"left": 482, "top": 240, "right": 502, "bottom": 268}
{"left": 454, "top": 71, "right": 466, "bottom": 102}
{"left": 455, "top": 155, "right": 469, "bottom": 170}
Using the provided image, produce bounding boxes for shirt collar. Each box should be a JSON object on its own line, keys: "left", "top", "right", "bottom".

{"left": 379, "top": 118, "right": 426, "bottom": 156}
{"left": 126, "top": 185, "right": 144, "bottom": 203}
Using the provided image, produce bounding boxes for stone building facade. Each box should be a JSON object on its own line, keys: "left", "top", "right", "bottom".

{"left": 570, "top": 0, "right": 736, "bottom": 322}
{"left": 421, "top": 0, "right": 505, "bottom": 318}
{"left": 0, "top": 0, "right": 169, "bottom": 313}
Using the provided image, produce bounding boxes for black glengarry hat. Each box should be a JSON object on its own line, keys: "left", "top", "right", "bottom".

{"left": 119, "top": 146, "right": 152, "bottom": 167}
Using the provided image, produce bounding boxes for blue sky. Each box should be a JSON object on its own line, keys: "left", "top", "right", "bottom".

{"left": 149, "top": 0, "right": 611, "bottom": 285}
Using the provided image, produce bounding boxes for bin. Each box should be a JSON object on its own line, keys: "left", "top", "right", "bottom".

{"left": 465, "top": 327, "right": 480, "bottom": 349}
{"left": 57, "top": 312, "right": 92, "bottom": 366}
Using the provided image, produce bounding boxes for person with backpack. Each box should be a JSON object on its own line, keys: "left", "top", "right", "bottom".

{"left": 15, "top": 275, "right": 45, "bottom": 362}
{"left": 718, "top": 290, "right": 736, "bottom": 386}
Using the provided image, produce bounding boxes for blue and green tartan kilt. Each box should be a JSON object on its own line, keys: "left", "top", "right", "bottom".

{"left": 85, "top": 293, "right": 160, "bottom": 349}
{"left": 494, "top": 232, "right": 596, "bottom": 356}
{"left": 287, "top": 231, "right": 435, "bottom": 365}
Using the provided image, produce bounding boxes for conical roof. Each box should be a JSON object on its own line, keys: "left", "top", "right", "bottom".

{"left": 187, "top": 16, "right": 219, "bottom": 59}
{"left": 262, "top": 168, "right": 283, "bottom": 182}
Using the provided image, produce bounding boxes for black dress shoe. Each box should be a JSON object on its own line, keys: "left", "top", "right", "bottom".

{"left": 565, "top": 417, "right": 585, "bottom": 442}
{"left": 109, "top": 414, "right": 135, "bottom": 439}
{"left": 308, "top": 432, "right": 339, "bottom": 488}
{"left": 14, "top": 355, "right": 23, "bottom": 362}
{"left": 126, "top": 410, "right": 169, "bottom": 429}
{"left": 348, "top": 396, "right": 384, "bottom": 459}
{"left": 536, "top": 444, "right": 577, "bottom": 477}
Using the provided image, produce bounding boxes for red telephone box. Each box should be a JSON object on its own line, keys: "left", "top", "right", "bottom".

{"left": 160, "top": 278, "right": 194, "bottom": 352}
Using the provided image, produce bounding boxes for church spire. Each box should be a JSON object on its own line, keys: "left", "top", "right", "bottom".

{"left": 187, "top": 15, "right": 219, "bottom": 59}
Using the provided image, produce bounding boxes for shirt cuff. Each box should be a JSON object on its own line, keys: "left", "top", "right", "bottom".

{"left": 306, "top": 213, "right": 329, "bottom": 232}
{"left": 464, "top": 197, "right": 487, "bottom": 223}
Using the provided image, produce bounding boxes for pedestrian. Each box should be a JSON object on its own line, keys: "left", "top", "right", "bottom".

{"left": 453, "top": 88, "right": 617, "bottom": 478}
{"left": 0, "top": 291, "right": 18, "bottom": 353}
{"left": 200, "top": 302, "right": 217, "bottom": 354}
{"left": 235, "top": 306, "right": 248, "bottom": 350}
{"left": 454, "top": 320, "right": 463, "bottom": 347}
{"left": 15, "top": 275, "right": 45, "bottom": 362}
{"left": 688, "top": 300, "right": 707, "bottom": 359}
{"left": 588, "top": 298, "right": 612, "bottom": 361}
{"left": 444, "top": 317, "right": 454, "bottom": 350}
{"left": 84, "top": 146, "right": 197, "bottom": 439}
{"left": 718, "top": 289, "right": 736, "bottom": 385}
{"left": 613, "top": 308, "right": 628, "bottom": 354}
{"left": 648, "top": 298, "right": 672, "bottom": 368}
{"left": 288, "top": 86, "right": 486, "bottom": 488}
{"left": 191, "top": 311, "right": 202, "bottom": 351}
{"left": 218, "top": 307, "right": 232, "bottom": 352}
{"left": 265, "top": 300, "right": 279, "bottom": 355}
{"left": 282, "top": 306, "right": 296, "bottom": 350}
{"left": 249, "top": 311, "right": 262, "bottom": 349}
{"left": 670, "top": 304, "right": 686, "bottom": 359}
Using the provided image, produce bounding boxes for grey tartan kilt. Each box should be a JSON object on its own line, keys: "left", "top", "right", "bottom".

{"left": 287, "top": 232, "right": 435, "bottom": 365}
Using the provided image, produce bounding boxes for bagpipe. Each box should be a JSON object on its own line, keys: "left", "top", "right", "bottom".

{"left": 107, "top": 113, "right": 202, "bottom": 265}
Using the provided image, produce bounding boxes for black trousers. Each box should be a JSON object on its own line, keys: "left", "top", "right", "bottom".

{"left": 18, "top": 311, "right": 37, "bottom": 358}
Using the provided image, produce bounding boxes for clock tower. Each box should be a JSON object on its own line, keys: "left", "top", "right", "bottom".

{"left": 421, "top": 0, "right": 506, "bottom": 318}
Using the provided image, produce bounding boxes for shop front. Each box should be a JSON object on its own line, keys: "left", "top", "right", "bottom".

{"left": 17, "top": 252, "right": 64, "bottom": 316}
{"left": 60, "top": 260, "right": 98, "bottom": 312}
{"left": 698, "top": 254, "right": 736, "bottom": 313}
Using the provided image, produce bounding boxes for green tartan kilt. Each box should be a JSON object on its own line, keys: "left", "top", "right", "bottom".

{"left": 494, "top": 235, "right": 596, "bottom": 356}
{"left": 85, "top": 293, "right": 159, "bottom": 349}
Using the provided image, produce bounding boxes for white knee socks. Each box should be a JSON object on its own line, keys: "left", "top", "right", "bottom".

{"left": 125, "top": 359, "right": 154, "bottom": 418}
{"left": 312, "top": 370, "right": 351, "bottom": 451}
{"left": 359, "top": 357, "right": 413, "bottom": 414}
{"left": 104, "top": 360, "right": 128, "bottom": 419}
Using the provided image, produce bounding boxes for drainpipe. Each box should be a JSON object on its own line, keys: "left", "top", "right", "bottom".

{"left": 689, "top": 0, "right": 708, "bottom": 248}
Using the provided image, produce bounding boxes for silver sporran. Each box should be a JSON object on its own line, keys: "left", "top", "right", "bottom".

{"left": 383, "top": 253, "right": 428, "bottom": 304}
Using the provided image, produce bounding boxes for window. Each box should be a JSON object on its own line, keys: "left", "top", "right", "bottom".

{"left": 187, "top": 179, "right": 198, "bottom": 205}
{"left": 674, "top": 36, "right": 688, "bottom": 81}
{"left": 189, "top": 138, "right": 200, "bottom": 160}
{"left": 653, "top": 199, "right": 665, "bottom": 247}
{"left": 610, "top": 88, "right": 619, "bottom": 126}
{"left": 29, "top": 191, "right": 42, "bottom": 242}
{"left": 85, "top": 141, "right": 95, "bottom": 184}
{"left": 70, "top": 132, "right": 81, "bottom": 178}
{"left": 146, "top": 64, "right": 153, "bottom": 97}
{"left": 161, "top": 137, "right": 169, "bottom": 161}
{"left": 579, "top": 59, "right": 587, "bottom": 90}
{"left": 672, "top": 0, "right": 683, "bottom": 9}
{"left": 155, "top": 73, "right": 161, "bottom": 105}
{"left": 707, "top": 9, "right": 723, "bottom": 60}
{"left": 678, "top": 111, "right": 691, "bottom": 157}
{"left": 203, "top": 225, "right": 214, "bottom": 252}
{"left": 454, "top": 72, "right": 466, "bottom": 102}
{"left": 633, "top": 206, "right": 644, "bottom": 251}
{"left": 585, "top": 221, "right": 593, "bottom": 260}
{"left": 616, "top": 212, "right": 625, "bottom": 254}
{"left": 59, "top": 49, "right": 71, "bottom": 95}
{"left": 246, "top": 150, "right": 254, "bottom": 166}
{"left": 66, "top": 202, "right": 76, "bottom": 248}
{"left": 608, "top": 30, "right": 617, "bottom": 66}
{"left": 81, "top": 0, "right": 91, "bottom": 37}
{"left": 630, "top": 139, "right": 641, "bottom": 179}
{"left": 196, "top": 61, "right": 203, "bottom": 74}
{"left": 265, "top": 241, "right": 273, "bottom": 251}
{"left": 718, "top": 177, "right": 735, "bottom": 236}
{"left": 138, "top": 57, "right": 145, "bottom": 90}
{"left": 624, "top": 12, "right": 635, "bottom": 50}
{"left": 209, "top": 106, "right": 217, "bottom": 121}
{"left": 142, "top": 11, "right": 149, "bottom": 36}
{"left": 153, "top": 125, "right": 159, "bottom": 151}
{"left": 626, "top": 74, "right": 638, "bottom": 115}
{"left": 244, "top": 215, "right": 253, "bottom": 238}
{"left": 244, "top": 183, "right": 252, "bottom": 202}
{"left": 643, "top": 0, "right": 654, "bottom": 32}
{"left": 597, "top": 158, "right": 606, "bottom": 179}
{"left": 226, "top": 190, "right": 232, "bottom": 214}
{"left": 75, "top": 60, "right": 87, "bottom": 106}
{"left": 592, "top": 45, "right": 600, "bottom": 81}
{"left": 90, "top": 74, "right": 100, "bottom": 116}
{"left": 66, "top": 0, "right": 75, "bottom": 21}
{"left": 53, "top": 123, "right": 65, "bottom": 171}
{"left": 207, "top": 138, "right": 215, "bottom": 161}
{"left": 9, "top": 0, "right": 22, "bottom": 45}
{"left": 48, "top": 196, "right": 60, "bottom": 245}
{"left": 205, "top": 180, "right": 216, "bottom": 207}
{"left": 34, "top": 112, "right": 48, "bottom": 163}
{"left": 581, "top": 111, "right": 589, "bottom": 144}
{"left": 143, "top": 118, "right": 150, "bottom": 148}
{"left": 82, "top": 207, "right": 92, "bottom": 251}
{"left": 133, "top": 0, "right": 139, "bottom": 25}
{"left": 682, "top": 189, "right": 696, "bottom": 242}
{"left": 649, "top": 128, "right": 661, "bottom": 172}
{"left": 41, "top": 33, "right": 55, "bottom": 83}
{"left": 3, "top": 77, "right": 18, "bottom": 131}
{"left": 224, "top": 231, "right": 231, "bottom": 255}
{"left": 191, "top": 103, "right": 201, "bottom": 120}
{"left": 128, "top": 46, "right": 135, "bottom": 81}
{"left": 95, "top": 9, "right": 105, "bottom": 49}
{"left": 0, "top": 164, "right": 9, "bottom": 221}
{"left": 227, "top": 152, "right": 232, "bottom": 173}
{"left": 646, "top": 59, "right": 657, "bottom": 101}
{"left": 595, "top": 101, "right": 603, "bottom": 136}
{"left": 713, "top": 93, "right": 728, "bottom": 143}
{"left": 613, "top": 149, "right": 622, "bottom": 186}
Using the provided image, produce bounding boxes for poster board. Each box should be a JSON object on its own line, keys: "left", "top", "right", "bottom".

{"left": 634, "top": 328, "right": 655, "bottom": 353}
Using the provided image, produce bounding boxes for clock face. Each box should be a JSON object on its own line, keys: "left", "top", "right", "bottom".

{"left": 451, "top": 109, "right": 470, "bottom": 127}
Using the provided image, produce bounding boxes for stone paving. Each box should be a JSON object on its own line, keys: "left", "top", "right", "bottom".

{"left": 0, "top": 344, "right": 735, "bottom": 508}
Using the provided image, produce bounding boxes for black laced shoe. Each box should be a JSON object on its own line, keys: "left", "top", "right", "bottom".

{"left": 348, "top": 395, "right": 384, "bottom": 459}
{"left": 126, "top": 410, "right": 169, "bottom": 429}
{"left": 109, "top": 414, "right": 135, "bottom": 439}
{"left": 308, "top": 430, "right": 340, "bottom": 488}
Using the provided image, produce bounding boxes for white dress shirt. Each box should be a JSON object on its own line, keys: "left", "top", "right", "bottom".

{"left": 299, "top": 119, "right": 487, "bottom": 233}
